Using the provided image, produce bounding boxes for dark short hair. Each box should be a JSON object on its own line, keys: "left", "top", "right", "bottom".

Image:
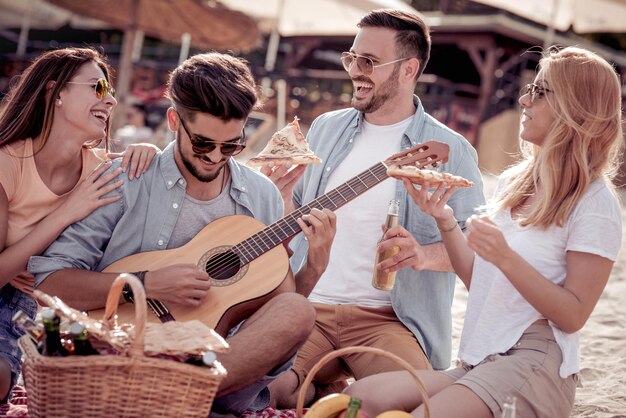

{"left": 166, "top": 52, "right": 258, "bottom": 121}
{"left": 358, "top": 9, "right": 431, "bottom": 79}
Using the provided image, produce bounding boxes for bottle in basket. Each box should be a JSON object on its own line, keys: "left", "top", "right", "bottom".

{"left": 12, "top": 310, "right": 43, "bottom": 342}
{"left": 70, "top": 322, "right": 98, "bottom": 355}
{"left": 185, "top": 351, "right": 218, "bottom": 368}
{"left": 41, "top": 308, "right": 70, "bottom": 357}
{"left": 344, "top": 396, "right": 362, "bottom": 418}
{"left": 372, "top": 200, "right": 400, "bottom": 290}
{"left": 501, "top": 396, "right": 516, "bottom": 418}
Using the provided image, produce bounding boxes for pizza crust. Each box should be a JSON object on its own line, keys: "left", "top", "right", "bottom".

{"left": 246, "top": 154, "right": 322, "bottom": 166}
{"left": 387, "top": 165, "right": 473, "bottom": 188}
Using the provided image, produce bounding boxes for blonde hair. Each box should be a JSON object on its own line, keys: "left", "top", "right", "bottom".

{"left": 495, "top": 47, "right": 623, "bottom": 228}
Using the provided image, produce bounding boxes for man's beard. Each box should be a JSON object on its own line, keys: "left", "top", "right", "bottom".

{"left": 177, "top": 136, "right": 224, "bottom": 183}
{"left": 352, "top": 63, "right": 401, "bottom": 114}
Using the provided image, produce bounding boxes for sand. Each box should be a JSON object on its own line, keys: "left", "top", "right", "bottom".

{"left": 449, "top": 174, "right": 626, "bottom": 417}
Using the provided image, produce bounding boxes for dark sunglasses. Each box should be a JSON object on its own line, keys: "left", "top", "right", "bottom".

{"left": 340, "top": 52, "right": 408, "bottom": 76}
{"left": 521, "top": 83, "right": 552, "bottom": 103}
{"left": 178, "top": 113, "right": 246, "bottom": 157}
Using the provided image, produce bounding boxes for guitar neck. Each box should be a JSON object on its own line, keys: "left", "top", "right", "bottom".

{"left": 234, "top": 162, "right": 389, "bottom": 263}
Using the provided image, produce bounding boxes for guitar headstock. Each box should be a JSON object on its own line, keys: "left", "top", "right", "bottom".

{"left": 383, "top": 141, "right": 449, "bottom": 169}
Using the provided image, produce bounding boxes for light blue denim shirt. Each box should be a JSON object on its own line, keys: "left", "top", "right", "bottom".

{"left": 289, "top": 96, "right": 485, "bottom": 369}
{"left": 30, "top": 141, "right": 284, "bottom": 284}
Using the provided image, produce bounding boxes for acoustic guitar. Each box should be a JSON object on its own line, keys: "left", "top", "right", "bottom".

{"left": 91, "top": 141, "right": 449, "bottom": 335}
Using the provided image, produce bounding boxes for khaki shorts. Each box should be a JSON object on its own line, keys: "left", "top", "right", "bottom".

{"left": 292, "top": 303, "right": 431, "bottom": 385}
{"left": 441, "top": 323, "right": 577, "bottom": 418}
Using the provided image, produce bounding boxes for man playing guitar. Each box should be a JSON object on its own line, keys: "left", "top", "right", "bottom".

{"left": 29, "top": 52, "right": 337, "bottom": 416}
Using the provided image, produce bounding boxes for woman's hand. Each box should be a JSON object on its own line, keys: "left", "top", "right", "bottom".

{"left": 466, "top": 215, "right": 513, "bottom": 266}
{"left": 403, "top": 178, "right": 457, "bottom": 223}
{"left": 297, "top": 208, "right": 337, "bottom": 277}
{"left": 107, "top": 143, "right": 159, "bottom": 180}
{"left": 9, "top": 273, "right": 35, "bottom": 295}
{"left": 57, "top": 160, "right": 123, "bottom": 225}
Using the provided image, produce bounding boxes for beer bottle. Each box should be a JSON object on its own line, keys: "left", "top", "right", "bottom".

{"left": 501, "top": 396, "right": 516, "bottom": 418}
{"left": 344, "top": 396, "right": 362, "bottom": 418}
{"left": 70, "top": 322, "right": 98, "bottom": 356}
{"left": 12, "top": 310, "right": 44, "bottom": 342}
{"left": 372, "top": 200, "right": 400, "bottom": 290}
{"left": 41, "top": 308, "right": 70, "bottom": 357}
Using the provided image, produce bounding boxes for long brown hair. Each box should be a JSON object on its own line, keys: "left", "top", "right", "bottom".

{"left": 496, "top": 47, "right": 623, "bottom": 228}
{"left": 0, "top": 47, "right": 114, "bottom": 151}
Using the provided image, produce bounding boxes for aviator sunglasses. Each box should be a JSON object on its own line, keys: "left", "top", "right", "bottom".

{"left": 66, "top": 78, "right": 116, "bottom": 100}
{"left": 340, "top": 52, "right": 409, "bottom": 76}
{"left": 521, "top": 83, "right": 552, "bottom": 103}
{"left": 177, "top": 112, "right": 246, "bottom": 157}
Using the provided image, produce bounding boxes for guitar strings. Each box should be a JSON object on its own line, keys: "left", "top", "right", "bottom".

{"left": 203, "top": 149, "right": 439, "bottom": 278}
{"left": 202, "top": 163, "right": 391, "bottom": 279}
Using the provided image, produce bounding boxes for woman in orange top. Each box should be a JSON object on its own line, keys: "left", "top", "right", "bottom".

{"left": 0, "top": 47, "right": 158, "bottom": 402}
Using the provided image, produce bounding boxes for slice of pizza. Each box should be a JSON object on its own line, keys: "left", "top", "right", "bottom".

{"left": 387, "top": 164, "right": 473, "bottom": 188}
{"left": 247, "top": 117, "right": 322, "bottom": 166}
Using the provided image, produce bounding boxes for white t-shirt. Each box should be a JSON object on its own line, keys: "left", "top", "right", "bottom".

{"left": 308, "top": 117, "right": 410, "bottom": 307}
{"left": 459, "top": 176, "right": 622, "bottom": 377}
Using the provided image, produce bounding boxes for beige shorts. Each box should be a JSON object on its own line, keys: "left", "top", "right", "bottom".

{"left": 441, "top": 323, "right": 577, "bottom": 418}
{"left": 292, "top": 303, "right": 431, "bottom": 385}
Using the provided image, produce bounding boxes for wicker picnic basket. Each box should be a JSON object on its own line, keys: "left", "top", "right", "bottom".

{"left": 296, "top": 346, "right": 431, "bottom": 418}
{"left": 19, "top": 274, "right": 226, "bottom": 418}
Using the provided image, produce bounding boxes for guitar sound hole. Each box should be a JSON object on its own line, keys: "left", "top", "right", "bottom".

{"left": 205, "top": 250, "right": 241, "bottom": 280}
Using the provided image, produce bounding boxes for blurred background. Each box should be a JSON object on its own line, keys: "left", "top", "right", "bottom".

{"left": 1, "top": 0, "right": 625, "bottom": 179}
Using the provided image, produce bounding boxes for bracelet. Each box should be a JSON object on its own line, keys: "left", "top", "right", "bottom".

{"left": 122, "top": 271, "right": 148, "bottom": 303}
{"left": 438, "top": 222, "right": 458, "bottom": 233}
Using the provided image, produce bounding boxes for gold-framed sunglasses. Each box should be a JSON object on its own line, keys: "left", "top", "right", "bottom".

{"left": 66, "top": 78, "right": 116, "bottom": 100}
{"left": 340, "top": 52, "right": 408, "bottom": 76}
{"left": 521, "top": 83, "right": 552, "bottom": 103}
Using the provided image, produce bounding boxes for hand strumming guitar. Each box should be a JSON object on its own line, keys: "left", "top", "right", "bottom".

{"left": 143, "top": 264, "right": 211, "bottom": 306}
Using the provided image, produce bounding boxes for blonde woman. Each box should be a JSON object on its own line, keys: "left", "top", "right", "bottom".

{"left": 345, "top": 46, "right": 623, "bottom": 418}
{"left": 0, "top": 47, "right": 158, "bottom": 402}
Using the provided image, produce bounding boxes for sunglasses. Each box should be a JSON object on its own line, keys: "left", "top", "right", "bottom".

{"left": 521, "top": 83, "right": 552, "bottom": 103}
{"left": 340, "top": 52, "right": 409, "bottom": 76}
{"left": 66, "top": 78, "right": 116, "bottom": 100}
{"left": 178, "top": 113, "right": 246, "bottom": 157}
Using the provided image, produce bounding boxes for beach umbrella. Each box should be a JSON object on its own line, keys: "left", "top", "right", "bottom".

{"left": 45, "top": 0, "right": 261, "bottom": 127}
{"left": 470, "top": 0, "right": 626, "bottom": 47}
{"left": 219, "top": 0, "right": 421, "bottom": 71}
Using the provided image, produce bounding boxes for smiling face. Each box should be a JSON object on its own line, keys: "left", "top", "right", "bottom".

{"left": 169, "top": 108, "right": 246, "bottom": 184}
{"left": 57, "top": 61, "right": 117, "bottom": 142}
{"left": 518, "top": 71, "right": 557, "bottom": 147}
{"left": 347, "top": 27, "right": 407, "bottom": 116}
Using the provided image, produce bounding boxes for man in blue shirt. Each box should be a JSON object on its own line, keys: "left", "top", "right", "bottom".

{"left": 265, "top": 9, "right": 485, "bottom": 408}
{"left": 30, "top": 52, "right": 337, "bottom": 416}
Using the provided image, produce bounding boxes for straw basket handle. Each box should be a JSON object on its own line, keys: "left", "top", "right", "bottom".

{"left": 102, "top": 273, "right": 147, "bottom": 358}
{"left": 296, "top": 346, "right": 430, "bottom": 418}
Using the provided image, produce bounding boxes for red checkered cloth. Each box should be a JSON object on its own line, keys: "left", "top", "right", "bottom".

{"left": 0, "top": 386, "right": 304, "bottom": 418}
{"left": 243, "top": 406, "right": 306, "bottom": 417}
{"left": 0, "top": 386, "right": 28, "bottom": 418}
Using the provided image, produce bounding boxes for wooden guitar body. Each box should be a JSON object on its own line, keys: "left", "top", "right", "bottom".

{"left": 92, "top": 215, "right": 292, "bottom": 335}
{"left": 87, "top": 141, "right": 450, "bottom": 336}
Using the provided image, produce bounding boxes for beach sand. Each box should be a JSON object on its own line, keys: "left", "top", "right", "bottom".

{"left": 450, "top": 174, "right": 626, "bottom": 417}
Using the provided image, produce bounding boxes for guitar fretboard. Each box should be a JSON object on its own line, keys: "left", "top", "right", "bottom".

{"left": 233, "top": 162, "right": 389, "bottom": 263}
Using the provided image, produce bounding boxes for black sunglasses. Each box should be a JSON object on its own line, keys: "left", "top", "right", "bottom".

{"left": 177, "top": 113, "right": 246, "bottom": 157}
{"left": 66, "top": 78, "right": 115, "bottom": 99}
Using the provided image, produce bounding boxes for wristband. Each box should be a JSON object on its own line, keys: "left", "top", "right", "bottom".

{"left": 122, "top": 271, "right": 148, "bottom": 303}
{"left": 438, "top": 222, "right": 458, "bottom": 233}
